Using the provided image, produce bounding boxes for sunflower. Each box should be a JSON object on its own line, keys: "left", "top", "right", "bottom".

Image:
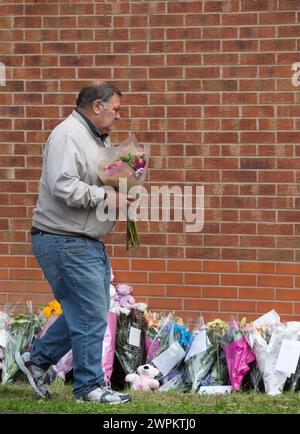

{"left": 43, "top": 299, "right": 62, "bottom": 319}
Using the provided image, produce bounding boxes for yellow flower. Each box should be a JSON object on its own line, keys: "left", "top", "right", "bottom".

{"left": 43, "top": 300, "right": 62, "bottom": 318}
{"left": 240, "top": 317, "right": 247, "bottom": 329}
{"left": 206, "top": 319, "right": 227, "bottom": 330}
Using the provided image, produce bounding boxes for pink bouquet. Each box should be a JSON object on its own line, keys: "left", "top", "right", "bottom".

{"left": 98, "top": 133, "right": 149, "bottom": 248}
{"left": 222, "top": 318, "right": 255, "bottom": 391}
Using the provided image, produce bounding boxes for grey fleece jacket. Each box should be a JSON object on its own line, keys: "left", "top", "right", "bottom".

{"left": 32, "top": 109, "right": 115, "bottom": 239}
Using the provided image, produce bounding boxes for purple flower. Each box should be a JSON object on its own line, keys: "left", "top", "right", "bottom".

{"left": 133, "top": 156, "right": 146, "bottom": 169}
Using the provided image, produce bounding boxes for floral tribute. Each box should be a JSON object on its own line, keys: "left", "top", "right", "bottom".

{"left": 2, "top": 298, "right": 300, "bottom": 397}
{"left": 98, "top": 133, "right": 149, "bottom": 249}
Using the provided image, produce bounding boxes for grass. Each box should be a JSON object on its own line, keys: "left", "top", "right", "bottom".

{"left": 0, "top": 382, "right": 300, "bottom": 414}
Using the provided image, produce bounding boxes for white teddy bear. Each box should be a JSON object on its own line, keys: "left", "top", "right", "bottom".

{"left": 125, "top": 364, "right": 160, "bottom": 391}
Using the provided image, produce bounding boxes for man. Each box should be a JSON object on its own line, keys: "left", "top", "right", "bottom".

{"left": 15, "top": 83, "right": 133, "bottom": 404}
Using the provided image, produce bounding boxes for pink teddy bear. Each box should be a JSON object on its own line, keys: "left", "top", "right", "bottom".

{"left": 113, "top": 284, "right": 135, "bottom": 309}
{"left": 125, "top": 364, "right": 160, "bottom": 391}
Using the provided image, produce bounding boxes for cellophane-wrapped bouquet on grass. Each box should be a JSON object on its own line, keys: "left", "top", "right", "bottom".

{"left": 146, "top": 313, "right": 192, "bottom": 382}
{"left": 98, "top": 133, "right": 149, "bottom": 249}
{"left": 2, "top": 301, "right": 42, "bottom": 384}
{"left": 221, "top": 317, "right": 256, "bottom": 391}
{"left": 114, "top": 304, "right": 148, "bottom": 375}
{"left": 249, "top": 320, "right": 300, "bottom": 395}
{"left": 194, "top": 319, "right": 229, "bottom": 389}
{"left": 159, "top": 317, "right": 210, "bottom": 393}
{"left": 181, "top": 322, "right": 216, "bottom": 392}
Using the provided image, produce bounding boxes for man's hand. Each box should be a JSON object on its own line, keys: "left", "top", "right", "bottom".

{"left": 106, "top": 189, "right": 135, "bottom": 210}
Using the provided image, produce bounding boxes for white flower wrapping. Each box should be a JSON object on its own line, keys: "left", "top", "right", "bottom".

{"left": 250, "top": 322, "right": 300, "bottom": 395}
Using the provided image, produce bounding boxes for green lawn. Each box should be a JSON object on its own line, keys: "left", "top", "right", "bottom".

{"left": 0, "top": 382, "right": 300, "bottom": 414}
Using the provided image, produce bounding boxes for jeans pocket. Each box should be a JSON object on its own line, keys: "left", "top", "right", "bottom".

{"left": 34, "top": 249, "right": 61, "bottom": 289}
{"left": 61, "top": 237, "right": 88, "bottom": 253}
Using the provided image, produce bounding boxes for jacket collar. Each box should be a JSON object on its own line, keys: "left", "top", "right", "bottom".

{"left": 72, "top": 108, "right": 110, "bottom": 146}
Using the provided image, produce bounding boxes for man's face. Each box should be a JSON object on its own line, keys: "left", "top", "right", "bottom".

{"left": 93, "top": 93, "right": 121, "bottom": 134}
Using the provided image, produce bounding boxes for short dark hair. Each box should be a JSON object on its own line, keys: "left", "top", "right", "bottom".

{"left": 76, "top": 82, "right": 122, "bottom": 108}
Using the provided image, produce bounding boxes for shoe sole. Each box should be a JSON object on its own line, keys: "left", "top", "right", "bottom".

{"left": 15, "top": 350, "right": 51, "bottom": 399}
{"left": 76, "top": 399, "right": 131, "bottom": 405}
{"left": 76, "top": 397, "right": 132, "bottom": 405}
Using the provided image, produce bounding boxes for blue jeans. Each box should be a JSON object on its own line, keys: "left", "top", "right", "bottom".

{"left": 30, "top": 232, "right": 111, "bottom": 398}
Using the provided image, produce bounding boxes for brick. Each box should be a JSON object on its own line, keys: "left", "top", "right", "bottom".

{"left": 240, "top": 262, "right": 275, "bottom": 274}
{"left": 9, "top": 269, "right": 43, "bottom": 281}
{"left": 112, "top": 271, "right": 147, "bottom": 284}
{"left": 276, "top": 289, "right": 300, "bottom": 301}
{"left": 257, "top": 301, "right": 293, "bottom": 314}
{"left": 276, "top": 263, "right": 300, "bottom": 275}
{"left": 185, "top": 273, "right": 219, "bottom": 285}
{"left": 221, "top": 300, "right": 256, "bottom": 313}
{"left": 147, "top": 298, "right": 182, "bottom": 310}
{"left": 203, "top": 286, "right": 237, "bottom": 298}
{"left": 133, "top": 286, "right": 164, "bottom": 297}
{"left": 24, "top": 3, "right": 58, "bottom": 15}
{"left": 203, "top": 261, "right": 237, "bottom": 273}
{"left": 184, "top": 299, "right": 219, "bottom": 311}
{"left": 258, "top": 275, "right": 293, "bottom": 288}
{"left": 130, "top": 260, "right": 166, "bottom": 274}
{"left": 221, "top": 274, "right": 256, "bottom": 286}
{"left": 25, "top": 281, "right": 51, "bottom": 293}
{"left": 186, "top": 13, "right": 220, "bottom": 26}
{"left": 167, "top": 2, "right": 202, "bottom": 13}
{"left": 149, "top": 272, "right": 183, "bottom": 284}
{"left": 166, "top": 285, "right": 202, "bottom": 298}
{"left": 258, "top": 249, "right": 294, "bottom": 262}
{"left": 223, "top": 13, "right": 257, "bottom": 25}
{"left": 114, "top": 15, "right": 148, "bottom": 28}
{"left": 222, "top": 249, "right": 257, "bottom": 260}
{"left": 240, "top": 287, "right": 274, "bottom": 300}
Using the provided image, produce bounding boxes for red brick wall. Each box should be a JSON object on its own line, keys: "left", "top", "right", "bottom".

{"left": 1, "top": 0, "right": 300, "bottom": 323}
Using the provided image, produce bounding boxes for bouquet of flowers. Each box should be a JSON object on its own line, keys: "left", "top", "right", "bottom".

{"left": 2, "top": 301, "right": 42, "bottom": 384}
{"left": 250, "top": 321, "right": 300, "bottom": 395}
{"left": 221, "top": 317, "right": 256, "bottom": 391}
{"left": 98, "top": 133, "right": 149, "bottom": 248}
{"left": 144, "top": 310, "right": 166, "bottom": 362}
{"left": 204, "top": 319, "right": 228, "bottom": 386}
{"left": 146, "top": 313, "right": 192, "bottom": 380}
{"left": 182, "top": 325, "right": 216, "bottom": 392}
{"left": 114, "top": 304, "right": 147, "bottom": 375}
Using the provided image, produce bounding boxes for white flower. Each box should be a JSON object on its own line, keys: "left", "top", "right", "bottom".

{"left": 110, "top": 306, "right": 130, "bottom": 316}
{"left": 134, "top": 302, "right": 148, "bottom": 312}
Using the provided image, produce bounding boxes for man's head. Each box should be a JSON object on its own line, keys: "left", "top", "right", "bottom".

{"left": 76, "top": 82, "right": 122, "bottom": 135}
